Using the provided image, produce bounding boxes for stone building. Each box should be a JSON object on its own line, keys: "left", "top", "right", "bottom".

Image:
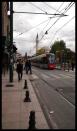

{"left": 2, "top": 2, "right": 10, "bottom": 74}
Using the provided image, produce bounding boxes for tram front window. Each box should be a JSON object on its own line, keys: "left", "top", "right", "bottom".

{"left": 48, "top": 55, "right": 55, "bottom": 64}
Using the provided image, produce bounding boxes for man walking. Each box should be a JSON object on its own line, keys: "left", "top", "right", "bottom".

{"left": 28, "top": 60, "right": 32, "bottom": 74}
{"left": 16, "top": 60, "right": 23, "bottom": 81}
{"left": 25, "top": 59, "right": 29, "bottom": 74}
{"left": 25, "top": 59, "right": 32, "bottom": 74}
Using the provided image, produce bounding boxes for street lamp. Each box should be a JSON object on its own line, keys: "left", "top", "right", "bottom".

{"left": 45, "top": 31, "right": 48, "bottom": 34}
{"left": 9, "top": 2, "right": 13, "bottom": 82}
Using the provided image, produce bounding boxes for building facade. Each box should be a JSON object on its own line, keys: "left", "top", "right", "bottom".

{"left": 2, "top": 2, "right": 10, "bottom": 74}
{"left": 2, "top": 2, "right": 9, "bottom": 37}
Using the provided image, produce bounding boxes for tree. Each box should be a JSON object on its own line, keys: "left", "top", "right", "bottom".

{"left": 50, "top": 40, "right": 66, "bottom": 65}
{"left": 50, "top": 40, "right": 66, "bottom": 54}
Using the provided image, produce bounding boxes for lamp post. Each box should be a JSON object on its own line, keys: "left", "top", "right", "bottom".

{"left": 0, "top": 1, "right": 2, "bottom": 91}
{"left": 9, "top": 2, "right": 13, "bottom": 82}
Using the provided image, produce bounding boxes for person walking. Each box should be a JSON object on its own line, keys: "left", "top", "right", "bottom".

{"left": 67, "top": 60, "right": 70, "bottom": 72}
{"left": 25, "top": 59, "right": 32, "bottom": 74}
{"left": 16, "top": 60, "right": 23, "bottom": 81}
{"left": 28, "top": 60, "right": 32, "bottom": 74}
{"left": 25, "top": 59, "right": 29, "bottom": 74}
{"left": 71, "top": 61, "right": 75, "bottom": 71}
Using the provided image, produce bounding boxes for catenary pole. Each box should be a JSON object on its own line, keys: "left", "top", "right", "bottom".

{"left": 9, "top": 2, "right": 13, "bottom": 82}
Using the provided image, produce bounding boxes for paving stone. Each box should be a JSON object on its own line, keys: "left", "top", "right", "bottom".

{"left": 2, "top": 71, "right": 49, "bottom": 129}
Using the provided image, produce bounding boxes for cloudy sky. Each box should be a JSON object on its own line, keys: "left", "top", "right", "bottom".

{"left": 13, "top": 2, "right": 75, "bottom": 56}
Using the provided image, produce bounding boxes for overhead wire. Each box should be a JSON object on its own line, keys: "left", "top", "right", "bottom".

{"left": 14, "top": 11, "right": 68, "bottom": 16}
{"left": 49, "top": 16, "right": 75, "bottom": 46}
{"left": 43, "top": 2, "right": 65, "bottom": 15}
{"left": 49, "top": 3, "right": 75, "bottom": 43}
{"left": 39, "top": 2, "right": 74, "bottom": 42}
{"left": 38, "top": 18, "right": 52, "bottom": 40}
{"left": 14, "top": 13, "right": 66, "bottom": 38}
{"left": 14, "top": 2, "right": 75, "bottom": 53}
{"left": 39, "top": 2, "right": 66, "bottom": 41}
{"left": 14, "top": 2, "right": 69, "bottom": 38}
{"left": 38, "top": 2, "right": 64, "bottom": 40}
{"left": 14, "top": 18, "right": 50, "bottom": 38}
{"left": 61, "top": 2, "right": 74, "bottom": 12}
{"left": 33, "top": 2, "right": 65, "bottom": 51}
{"left": 29, "top": 2, "right": 74, "bottom": 52}
{"left": 59, "top": 2, "right": 72, "bottom": 12}
{"left": 29, "top": 2, "right": 47, "bottom": 14}
{"left": 46, "top": 2, "right": 74, "bottom": 32}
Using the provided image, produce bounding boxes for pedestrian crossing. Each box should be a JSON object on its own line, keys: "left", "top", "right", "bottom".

{"left": 41, "top": 72, "right": 75, "bottom": 80}
{"left": 41, "top": 74, "right": 50, "bottom": 79}
{"left": 32, "top": 68, "right": 75, "bottom": 80}
{"left": 59, "top": 74, "right": 72, "bottom": 78}
{"left": 49, "top": 74, "right": 61, "bottom": 79}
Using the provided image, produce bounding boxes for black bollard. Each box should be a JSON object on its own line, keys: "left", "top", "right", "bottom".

{"left": 24, "top": 90, "right": 31, "bottom": 102}
{"left": 28, "top": 111, "right": 36, "bottom": 129}
{"left": 24, "top": 80, "right": 28, "bottom": 89}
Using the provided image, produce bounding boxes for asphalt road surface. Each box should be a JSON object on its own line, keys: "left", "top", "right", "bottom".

{"left": 30, "top": 66, "right": 75, "bottom": 129}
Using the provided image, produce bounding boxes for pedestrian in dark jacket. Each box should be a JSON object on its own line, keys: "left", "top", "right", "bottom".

{"left": 25, "top": 59, "right": 29, "bottom": 74}
{"left": 16, "top": 60, "right": 23, "bottom": 81}
{"left": 25, "top": 59, "right": 32, "bottom": 74}
{"left": 28, "top": 60, "right": 32, "bottom": 74}
{"left": 71, "top": 61, "right": 75, "bottom": 71}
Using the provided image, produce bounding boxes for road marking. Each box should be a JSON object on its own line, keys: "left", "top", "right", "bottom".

{"left": 59, "top": 93, "right": 75, "bottom": 108}
{"left": 50, "top": 74, "right": 61, "bottom": 79}
{"left": 66, "top": 74, "right": 75, "bottom": 77}
{"left": 31, "top": 74, "right": 39, "bottom": 79}
{"left": 29, "top": 74, "right": 39, "bottom": 80}
{"left": 50, "top": 111, "right": 54, "bottom": 114}
{"left": 59, "top": 74, "right": 71, "bottom": 78}
{"left": 41, "top": 74, "right": 50, "bottom": 79}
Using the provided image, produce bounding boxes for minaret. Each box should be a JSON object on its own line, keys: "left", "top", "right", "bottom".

{"left": 36, "top": 33, "right": 38, "bottom": 54}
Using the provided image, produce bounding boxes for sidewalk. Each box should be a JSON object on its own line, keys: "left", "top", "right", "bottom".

{"left": 2, "top": 71, "right": 49, "bottom": 129}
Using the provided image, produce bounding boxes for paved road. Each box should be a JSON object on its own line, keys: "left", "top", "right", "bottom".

{"left": 31, "top": 66, "right": 75, "bottom": 129}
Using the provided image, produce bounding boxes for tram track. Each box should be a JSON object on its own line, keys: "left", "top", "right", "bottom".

{"left": 32, "top": 68, "right": 75, "bottom": 107}
{"left": 31, "top": 70, "right": 75, "bottom": 129}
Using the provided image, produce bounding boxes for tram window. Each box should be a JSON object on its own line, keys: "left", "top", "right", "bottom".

{"left": 48, "top": 55, "right": 55, "bottom": 64}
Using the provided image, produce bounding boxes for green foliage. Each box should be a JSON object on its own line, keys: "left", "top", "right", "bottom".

{"left": 50, "top": 40, "right": 75, "bottom": 64}
{"left": 50, "top": 40, "right": 66, "bottom": 54}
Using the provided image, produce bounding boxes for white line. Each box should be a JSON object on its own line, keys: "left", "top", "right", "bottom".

{"left": 59, "top": 93, "right": 75, "bottom": 108}
{"left": 41, "top": 74, "right": 50, "bottom": 79}
{"left": 66, "top": 74, "right": 75, "bottom": 77}
{"left": 31, "top": 74, "right": 39, "bottom": 79}
{"left": 50, "top": 74, "right": 61, "bottom": 79}
{"left": 59, "top": 74, "right": 71, "bottom": 78}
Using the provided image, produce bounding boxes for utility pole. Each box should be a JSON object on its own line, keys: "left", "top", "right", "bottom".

{"left": 0, "top": 1, "right": 2, "bottom": 98}
{"left": 9, "top": 2, "right": 13, "bottom": 82}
